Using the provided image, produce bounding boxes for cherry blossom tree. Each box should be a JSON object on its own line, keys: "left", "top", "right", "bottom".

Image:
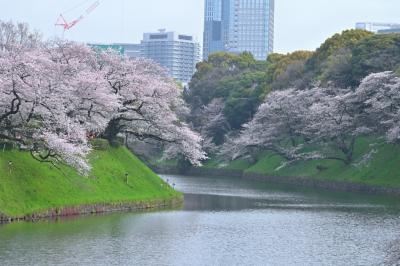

{"left": 223, "top": 74, "right": 397, "bottom": 166}
{"left": 300, "top": 72, "right": 400, "bottom": 165}
{"left": 197, "top": 98, "right": 230, "bottom": 153}
{"left": 220, "top": 89, "right": 320, "bottom": 163}
{"left": 45, "top": 40, "right": 119, "bottom": 133}
{"left": 0, "top": 23, "right": 115, "bottom": 173}
{"left": 0, "top": 42, "right": 94, "bottom": 173}
{"left": 356, "top": 72, "right": 400, "bottom": 143}
{"left": 303, "top": 87, "right": 376, "bottom": 165}
{"left": 0, "top": 21, "right": 41, "bottom": 51}
{"left": 0, "top": 21, "right": 206, "bottom": 173}
{"left": 94, "top": 50, "right": 206, "bottom": 165}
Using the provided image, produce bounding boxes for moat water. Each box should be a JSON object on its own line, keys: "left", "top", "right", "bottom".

{"left": 1, "top": 174, "right": 400, "bottom": 265}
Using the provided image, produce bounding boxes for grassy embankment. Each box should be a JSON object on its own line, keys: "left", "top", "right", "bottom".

{"left": 0, "top": 141, "right": 181, "bottom": 218}
{"left": 198, "top": 138, "right": 400, "bottom": 188}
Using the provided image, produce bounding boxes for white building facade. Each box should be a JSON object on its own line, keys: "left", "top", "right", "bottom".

{"left": 141, "top": 30, "right": 201, "bottom": 84}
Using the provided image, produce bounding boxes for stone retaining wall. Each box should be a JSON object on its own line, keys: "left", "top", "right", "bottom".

{"left": 184, "top": 167, "right": 244, "bottom": 178}
{"left": 243, "top": 172, "right": 400, "bottom": 196}
{"left": 0, "top": 197, "right": 183, "bottom": 223}
{"left": 151, "top": 165, "right": 244, "bottom": 178}
{"left": 156, "top": 166, "right": 400, "bottom": 197}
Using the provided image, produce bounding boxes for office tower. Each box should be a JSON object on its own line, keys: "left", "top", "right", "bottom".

{"left": 203, "top": 0, "right": 275, "bottom": 60}
{"left": 140, "top": 30, "right": 201, "bottom": 84}
{"left": 203, "top": 0, "right": 224, "bottom": 60}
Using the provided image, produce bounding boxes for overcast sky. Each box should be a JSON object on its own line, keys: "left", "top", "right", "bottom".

{"left": 0, "top": 0, "right": 399, "bottom": 53}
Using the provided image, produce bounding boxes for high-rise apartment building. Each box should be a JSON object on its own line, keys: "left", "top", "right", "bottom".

{"left": 141, "top": 30, "right": 201, "bottom": 84}
{"left": 89, "top": 30, "right": 200, "bottom": 84}
{"left": 203, "top": 0, "right": 275, "bottom": 60}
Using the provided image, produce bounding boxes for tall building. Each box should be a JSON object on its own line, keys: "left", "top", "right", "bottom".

{"left": 89, "top": 30, "right": 200, "bottom": 84}
{"left": 203, "top": 0, "right": 275, "bottom": 61}
{"left": 203, "top": 0, "right": 224, "bottom": 59}
{"left": 356, "top": 22, "right": 400, "bottom": 34}
{"left": 141, "top": 30, "right": 201, "bottom": 84}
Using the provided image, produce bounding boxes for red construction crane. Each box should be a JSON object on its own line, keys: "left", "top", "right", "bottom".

{"left": 55, "top": 0, "right": 100, "bottom": 31}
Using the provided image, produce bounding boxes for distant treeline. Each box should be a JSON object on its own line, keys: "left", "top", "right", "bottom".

{"left": 184, "top": 29, "right": 400, "bottom": 166}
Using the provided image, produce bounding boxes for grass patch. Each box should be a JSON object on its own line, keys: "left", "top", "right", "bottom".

{"left": 200, "top": 138, "right": 400, "bottom": 189}
{"left": 0, "top": 146, "right": 181, "bottom": 217}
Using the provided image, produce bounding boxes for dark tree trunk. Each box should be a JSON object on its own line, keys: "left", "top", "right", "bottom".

{"left": 103, "top": 119, "right": 121, "bottom": 142}
{"left": 337, "top": 136, "right": 356, "bottom": 165}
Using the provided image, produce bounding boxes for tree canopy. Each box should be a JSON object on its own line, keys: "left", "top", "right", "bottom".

{"left": 0, "top": 21, "right": 206, "bottom": 173}
{"left": 184, "top": 28, "right": 400, "bottom": 165}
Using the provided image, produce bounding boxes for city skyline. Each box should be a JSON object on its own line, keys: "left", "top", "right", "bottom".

{"left": 0, "top": 0, "right": 399, "bottom": 53}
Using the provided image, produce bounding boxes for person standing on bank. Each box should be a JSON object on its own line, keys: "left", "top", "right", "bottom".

{"left": 8, "top": 160, "right": 13, "bottom": 174}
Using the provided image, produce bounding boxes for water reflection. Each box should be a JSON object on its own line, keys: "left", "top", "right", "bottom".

{"left": 184, "top": 192, "right": 392, "bottom": 213}
{"left": 0, "top": 174, "right": 399, "bottom": 266}
{"left": 173, "top": 175, "right": 400, "bottom": 213}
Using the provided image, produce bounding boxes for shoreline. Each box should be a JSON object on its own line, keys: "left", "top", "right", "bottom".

{"left": 154, "top": 166, "right": 400, "bottom": 197}
{"left": 0, "top": 196, "right": 183, "bottom": 223}
{"left": 0, "top": 146, "right": 183, "bottom": 224}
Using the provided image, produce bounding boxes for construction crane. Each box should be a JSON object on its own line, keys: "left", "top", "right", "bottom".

{"left": 55, "top": 0, "right": 101, "bottom": 32}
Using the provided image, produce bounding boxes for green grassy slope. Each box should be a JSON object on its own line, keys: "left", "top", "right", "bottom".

{"left": 208, "top": 138, "right": 400, "bottom": 188}
{"left": 0, "top": 146, "right": 181, "bottom": 217}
